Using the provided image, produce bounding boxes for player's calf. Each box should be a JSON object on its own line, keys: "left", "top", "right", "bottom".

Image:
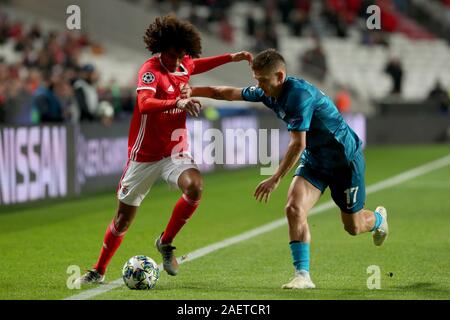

{"left": 341, "top": 207, "right": 387, "bottom": 243}
{"left": 341, "top": 208, "right": 380, "bottom": 236}
{"left": 341, "top": 212, "right": 366, "bottom": 236}
{"left": 343, "top": 221, "right": 364, "bottom": 236}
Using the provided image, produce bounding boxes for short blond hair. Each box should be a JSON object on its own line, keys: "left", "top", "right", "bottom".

{"left": 252, "top": 49, "right": 286, "bottom": 73}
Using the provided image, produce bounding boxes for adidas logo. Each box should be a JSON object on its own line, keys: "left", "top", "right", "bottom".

{"left": 168, "top": 85, "right": 174, "bottom": 92}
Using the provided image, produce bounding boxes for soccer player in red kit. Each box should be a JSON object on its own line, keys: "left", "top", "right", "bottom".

{"left": 75, "top": 15, "right": 252, "bottom": 284}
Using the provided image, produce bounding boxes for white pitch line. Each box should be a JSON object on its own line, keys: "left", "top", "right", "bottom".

{"left": 65, "top": 154, "right": 450, "bottom": 300}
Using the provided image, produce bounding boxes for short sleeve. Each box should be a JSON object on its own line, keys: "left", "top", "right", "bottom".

{"left": 241, "top": 86, "right": 265, "bottom": 102}
{"left": 286, "top": 90, "right": 314, "bottom": 132}
{"left": 136, "top": 63, "right": 158, "bottom": 93}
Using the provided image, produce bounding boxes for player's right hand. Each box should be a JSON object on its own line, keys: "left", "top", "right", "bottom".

{"left": 254, "top": 176, "right": 281, "bottom": 203}
{"left": 176, "top": 98, "right": 201, "bottom": 117}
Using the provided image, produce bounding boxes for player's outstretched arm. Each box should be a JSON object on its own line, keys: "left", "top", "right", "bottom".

{"left": 192, "top": 51, "right": 252, "bottom": 75}
{"left": 193, "top": 86, "right": 244, "bottom": 101}
{"left": 138, "top": 90, "right": 201, "bottom": 117}
{"left": 181, "top": 83, "right": 243, "bottom": 101}
{"left": 230, "top": 51, "right": 253, "bottom": 64}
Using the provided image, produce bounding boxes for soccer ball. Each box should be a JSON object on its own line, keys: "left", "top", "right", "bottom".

{"left": 122, "top": 255, "right": 160, "bottom": 290}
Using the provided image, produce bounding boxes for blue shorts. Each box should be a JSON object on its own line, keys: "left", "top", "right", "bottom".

{"left": 294, "top": 151, "right": 366, "bottom": 214}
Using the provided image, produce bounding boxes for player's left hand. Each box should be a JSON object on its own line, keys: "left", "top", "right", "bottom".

{"left": 230, "top": 51, "right": 253, "bottom": 65}
{"left": 254, "top": 176, "right": 281, "bottom": 203}
{"left": 176, "top": 98, "right": 202, "bottom": 117}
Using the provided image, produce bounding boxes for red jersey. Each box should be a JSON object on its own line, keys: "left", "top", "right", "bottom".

{"left": 128, "top": 53, "right": 232, "bottom": 162}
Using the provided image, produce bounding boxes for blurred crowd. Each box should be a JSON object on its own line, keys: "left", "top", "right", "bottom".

{"left": 151, "top": 0, "right": 396, "bottom": 50}
{"left": 0, "top": 10, "right": 135, "bottom": 126}
{"left": 149, "top": 0, "right": 397, "bottom": 85}
{"left": 1, "top": 1, "right": 449, "bottom": 125}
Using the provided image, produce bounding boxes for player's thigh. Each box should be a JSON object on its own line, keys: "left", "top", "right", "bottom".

{"left": 294, "top": 159, "right": 329, "bottom": 196}
{"left": 117, "top": 160, "right": 162, "bottom": 206}
{"left": 286, "top": 176, "right": 322, "bottom": 220}
{"left": 161, "top": 152, "right": 200, "bottom": 191}
{"left": 329, "top": 151, "right": 366, "bottom": 219}
{"left": 291, "top": 161, "right": 327, "bottom": 211}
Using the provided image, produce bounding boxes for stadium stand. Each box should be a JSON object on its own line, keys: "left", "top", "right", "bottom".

{"left": 1, "top": 0, "right": 449, "bottom": 125}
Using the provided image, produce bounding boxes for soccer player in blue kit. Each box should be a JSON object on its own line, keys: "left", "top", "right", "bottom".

{"left": 186, "top": 49, "right": 389, "bottom": 289}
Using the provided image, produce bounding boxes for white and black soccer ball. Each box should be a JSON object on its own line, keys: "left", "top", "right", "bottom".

{"left": 122, "top": 255, "right": 160, "bottom": 290}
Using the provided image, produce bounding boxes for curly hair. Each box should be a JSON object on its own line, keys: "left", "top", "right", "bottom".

{"left": 143, "top": 14, "right": 202, "bottom": 57}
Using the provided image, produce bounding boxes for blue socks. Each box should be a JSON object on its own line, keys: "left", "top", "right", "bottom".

{"left": 288, "top": 211, "right": 382, "bottom": 275}
{"left": 371, "top": 210, "right": 383, "bottom": 232}
{"left": 289, "top": 241, "right": 310, "bottom": 273}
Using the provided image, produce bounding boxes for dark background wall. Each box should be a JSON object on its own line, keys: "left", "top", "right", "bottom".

{"left": 367, "top": 115, "right": 449, "bottom": 145}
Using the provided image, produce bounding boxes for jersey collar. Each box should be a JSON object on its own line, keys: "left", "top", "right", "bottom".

{"left": 277, "top": 76, "right": 290, "bottom": 100}
{"left": 273, "top": 76, "right": 289, "bottom": 103}
{"left": 158, "top": 54, "right": 188, "bottom": 76}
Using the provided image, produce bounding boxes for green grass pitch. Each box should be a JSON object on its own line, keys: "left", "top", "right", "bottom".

{"left": 0, "top": 145, "right": 449, "bottom": 300}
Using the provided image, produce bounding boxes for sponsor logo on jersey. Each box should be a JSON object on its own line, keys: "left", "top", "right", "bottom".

{"left": 168, "top": 85, "right": 174, "bottom": 92}
{"left": 288, "top": 116, "right": 303, "bottom": 125}
{"left": 163, "top": 109, "right": 184, "bottom": 115}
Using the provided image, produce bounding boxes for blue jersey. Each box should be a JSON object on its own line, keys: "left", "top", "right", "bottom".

{"left": 241, "top": 76, "right": 362, "bottom": 169}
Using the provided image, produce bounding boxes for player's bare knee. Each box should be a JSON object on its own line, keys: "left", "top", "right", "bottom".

{"left": 285, "top": 204, "right": 297, "bottom": 218}
{"left": 285, "top": 204, "right": 306, "bottom": 221}
{"left": 184, "top": 180, "right": 203, "bottom": 200}
{"left": 115, "top": 213, "right": 132, "bottom": 233}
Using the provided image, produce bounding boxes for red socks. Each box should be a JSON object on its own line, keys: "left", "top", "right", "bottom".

{"left": 93, "top": 219, "right": 127, "bottom": 275}
{"left": 93, "top": 193, "right": 200, "bottom": 274}
{"left": 161, "top": 194, "right": 201, "bottom": 244}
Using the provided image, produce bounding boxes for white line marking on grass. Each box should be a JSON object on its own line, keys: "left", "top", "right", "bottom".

{"left": 65, "top": 154, "right": 450, "bottom": 300}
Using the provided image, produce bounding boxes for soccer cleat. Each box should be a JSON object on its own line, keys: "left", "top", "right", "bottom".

{"left": 73, "top": 269, "right": 105, "bottom": 286}
{"left": 373, "top": 206, "right": 389, "bottom": 246}
{"left": 281, "top": 270, "right": 316, "bottom": 289}
{"left": 155, "top": 233, "right": 179, "bottom": 276}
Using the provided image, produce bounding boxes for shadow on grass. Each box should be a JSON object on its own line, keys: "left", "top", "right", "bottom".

{"left": 122, "top": 280, "right": 450, "bottom": 300}
{"left": 392, "top": 282, "right": 450, "bottom": 293}
{"left": 77, "top": 279, "right": 450, "bottom": 300}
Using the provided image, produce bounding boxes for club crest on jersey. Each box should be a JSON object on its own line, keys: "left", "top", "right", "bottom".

{"left": 120, "top": 185, "right": 129, "bottom": 196}
{"left": 289, "top": 116, "right": 303, "bottom": 125}
{"left": 142, "top": 72, "right": 155, "bottom": 84}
